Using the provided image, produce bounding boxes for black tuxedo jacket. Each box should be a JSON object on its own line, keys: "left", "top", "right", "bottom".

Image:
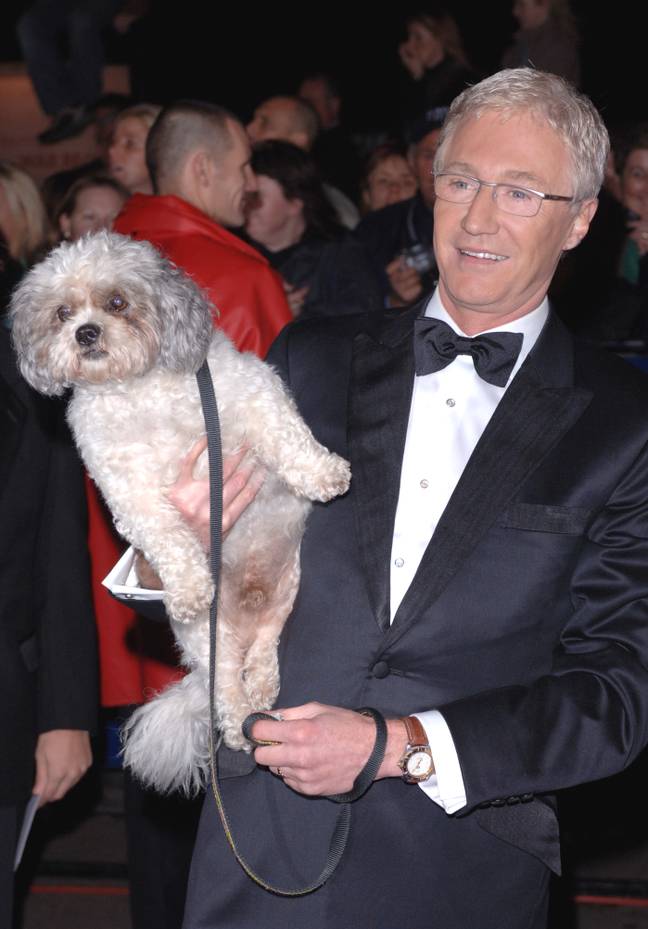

{"left": 187, "top": 300, "right": 648, "bottom": 929}
{"left": 0, "top": 329, "right": 97, "bottom": 805}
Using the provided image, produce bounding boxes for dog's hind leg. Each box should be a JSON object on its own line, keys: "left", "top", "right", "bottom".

{"left": 215, "top": 546, "right": 301, "bottom": 751}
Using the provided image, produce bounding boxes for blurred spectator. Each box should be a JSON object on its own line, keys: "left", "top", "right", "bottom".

{"left": 502, "top": 0, "right": 581, "bottom": 87}
{"left": 56, "top": 174, "right": 129, "bottom": 240}
{"left": 399, "top": 8, "right": 477, "bottom": 117}
{"left": 354, "top": 108, "right": 446, "bottom": 305}
{"left": 0, "top": 275, "right": 96, "bottom": 926}
{"left": 361, "top": 141, "right": 418, "bottom": 213}
{"left": 0, "top": 163, "right": 52, "bottom": 266}
{"left": 40, "top": 92, "right": 132, "bottom": 226}
{"left": 244, "top": 140, "right": 381, "bottom": 318}
{"left": 248, "top": 95, "right": 360, "bottom": 229}
{"left": 572, "top": 124, "right": 648, "bottom": 341}
{"left": 17, "top": 0, "right": 126, "bottom": 144}
{"left": 298, "top": 72, "right": 362, "bottom": 200}
{"left": 108, "top": 103, "right": 161, "bottom": 195}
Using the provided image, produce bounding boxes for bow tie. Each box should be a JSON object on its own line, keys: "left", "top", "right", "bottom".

{"left": 413, "top": 317, "right": 524, "bottom": 387}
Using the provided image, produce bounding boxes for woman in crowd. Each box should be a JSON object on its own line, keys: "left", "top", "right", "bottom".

{"left": 0, "top": 162, "right": 52, "bottom": 267}
{"left": 244, "top": 140, "right": 381, "bottom": 318}
{"left": 360, "top": 141, "right": 418, "bottom": 213}
{"left": 108, "top": 103, "right": 161, "bottom": 196}
{"left": 502, "top": 0, "right": 580, "bottom": 86}
{"left": 570, "top": 124, "right": 648, "bottom": 341}
{"left": 398, "top": 8, "right": 477, "bottom": 114}
{"left": 56, "top": 174, "right": 129, "bottom": 241}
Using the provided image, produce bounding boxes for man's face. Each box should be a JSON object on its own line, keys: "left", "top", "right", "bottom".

{"left": 410, "top": 129, "right": 442, "bottom": 211}
{"left": 204, "top": 120, "right": 257, "bottom": 227}
{"left": 247, "top": 99, "right": 296, "bottom": 145}
{"left": 433, "top": 109, "right": 596, "bottom": 333}
{"left": 299, "top": 78, "right": 338, "bottom": 130}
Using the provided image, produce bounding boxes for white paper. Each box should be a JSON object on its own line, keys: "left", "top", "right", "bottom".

{"left": 102, "top": 547, "right": 164, "bottom": 602}
{"left": 14, "top": 794, "right": 39, "bottom": 870}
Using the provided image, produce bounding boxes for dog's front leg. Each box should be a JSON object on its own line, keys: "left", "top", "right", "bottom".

{"left": 239, "top": 370, "right": 351, "bottom": 502}
{"left": 107, "top": 486, "right": 214, "bottom": 624}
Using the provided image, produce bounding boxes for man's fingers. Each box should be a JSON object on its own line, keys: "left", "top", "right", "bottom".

{"left": 180, "top": 435, "right": 208, "bottom": 477}
{"left": 222, "top": 467, "right": 265, "bottom": 535}
{"left": 222, "top": 446, "right": 249, "bottom": 483}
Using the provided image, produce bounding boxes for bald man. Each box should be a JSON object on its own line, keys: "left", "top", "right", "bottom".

{"left": 115, "top": 99, "right": 292, "bottom": 357}
{"left": 247, "top": 95, "right": 360, "bottom": 229}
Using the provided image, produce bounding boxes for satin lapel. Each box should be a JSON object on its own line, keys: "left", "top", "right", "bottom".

{"left": 348, "top": 304, "right": 423, "bottom": 630}
{"left": 387, "top": 313, "right": 593, "bottom": 641}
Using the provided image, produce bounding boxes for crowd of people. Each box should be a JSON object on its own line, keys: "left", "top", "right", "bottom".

{"left": 2, "top": 4, "right": 648, "bottom": 929}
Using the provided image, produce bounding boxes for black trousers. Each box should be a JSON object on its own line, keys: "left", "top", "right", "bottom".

{"left": 0, "top": 805, "right": 19, "bottom": 929}
{"left": 123, "top": 768, "right": 202, "bottom": 929}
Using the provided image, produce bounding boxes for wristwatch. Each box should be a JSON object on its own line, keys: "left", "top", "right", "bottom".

{"left": 397, "top": 716, "right": 434, "bottom": 783}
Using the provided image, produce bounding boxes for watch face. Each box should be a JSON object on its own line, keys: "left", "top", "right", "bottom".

{"left": 406, "top": 750, "right": 433, "bottom": 778}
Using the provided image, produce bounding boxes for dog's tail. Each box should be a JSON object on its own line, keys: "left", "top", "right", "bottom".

{"left": 121, "top": 671, "right": 210, "bottom": 796}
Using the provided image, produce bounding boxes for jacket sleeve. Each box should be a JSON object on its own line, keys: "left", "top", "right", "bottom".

{"left": 208, "top": 264, "right": 293, "bottom": 359}
{"left": 35, "top": 403, "right": 98, "bottom": 734}
{"left": 441, "top": 435, "right": 648, "bottom": 810}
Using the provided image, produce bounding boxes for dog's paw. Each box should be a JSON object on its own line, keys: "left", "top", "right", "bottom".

{"left": 309, "top": 453, "right": 351, "bottom": 502}
{"left": 221, "top": 725, "right": 253, "bottom": 753}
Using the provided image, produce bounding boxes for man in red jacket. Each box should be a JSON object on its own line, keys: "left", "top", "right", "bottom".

{"left": 114, "top": 99, "right": 292, "bottom": 357}
{"left": 110, "top": 100, "right": 291, "bottom": 929}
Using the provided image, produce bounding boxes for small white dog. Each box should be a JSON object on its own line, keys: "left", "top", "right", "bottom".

{"left": 11, "top": 231, "right": 350, "bottom": 795}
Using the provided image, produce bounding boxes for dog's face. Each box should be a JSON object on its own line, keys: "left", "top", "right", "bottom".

{"left": 11, "top": 231, "right": 214, "bottom": 395}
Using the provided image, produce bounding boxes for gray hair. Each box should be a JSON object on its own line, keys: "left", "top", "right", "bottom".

{"left": 434, "top": 68, "right": 609, "bottom": 202}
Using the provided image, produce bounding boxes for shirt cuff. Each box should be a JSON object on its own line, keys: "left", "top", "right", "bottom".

{"left": 413, "top": 710, "right": 467, "bottom": 813}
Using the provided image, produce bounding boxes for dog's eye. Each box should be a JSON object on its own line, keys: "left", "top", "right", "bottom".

{"left": 107, "top": 293, "right": 128, "bottom": 313}
{"left": 57, "top": 305, "right": 72, "bottom": 322}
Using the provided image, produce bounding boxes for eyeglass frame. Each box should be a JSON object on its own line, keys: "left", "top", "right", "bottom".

{"left": 433, "top": 172, "right": 575, "bottom": 217}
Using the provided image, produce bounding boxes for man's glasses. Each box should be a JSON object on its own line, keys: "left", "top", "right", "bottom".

{"left": 434, "top": 173, "right": 574, "bottom": 217}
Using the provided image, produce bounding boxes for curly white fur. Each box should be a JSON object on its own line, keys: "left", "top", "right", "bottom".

{"left": 11, "top": 232, "right": 350, "bottom": 795}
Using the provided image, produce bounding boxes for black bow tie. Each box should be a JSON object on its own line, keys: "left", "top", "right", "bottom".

{"left": 413, "top": 317, "right": 524, "bottom": 387}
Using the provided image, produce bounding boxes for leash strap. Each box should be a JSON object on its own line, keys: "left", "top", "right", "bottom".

{"left": 195, "top": 362, "right": 387, "bottom": 896}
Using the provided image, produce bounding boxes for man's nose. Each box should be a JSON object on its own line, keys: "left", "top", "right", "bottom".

{"left": 461, "top": 184, "right": 500, "bottom": 236}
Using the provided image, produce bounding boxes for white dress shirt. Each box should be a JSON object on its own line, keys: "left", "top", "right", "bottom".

{"left": 390, "top": 290, "right": 548, "bottom": 812}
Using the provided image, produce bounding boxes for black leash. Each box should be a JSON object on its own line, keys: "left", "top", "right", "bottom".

{"left": 196, "top": 361, "right": 387, "bottom": 896}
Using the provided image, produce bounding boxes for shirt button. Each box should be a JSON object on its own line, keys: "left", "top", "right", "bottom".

{"left": 420, "top": 479, "right": 429, "bottom": 489}
{"left": 394, "top": 557, "right": 404, "bottom": 568}
{"left": 446, "top": 398, "right": 456, "bottom": 407}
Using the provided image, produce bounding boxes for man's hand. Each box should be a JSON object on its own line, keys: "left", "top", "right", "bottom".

{"left": 386, "top": 256, "right": 424, "bottom": 306}
{"left": 251, "top": 703, "right": 409, "bottom": 796}
{"left": 166, "top": 438, "right": 265, "bottom": 550}
{"left": 33, "top": 730, "right": 92, "bottom": 807}
{"left": 283, "top": 280, "right": 309, "bottom": 317}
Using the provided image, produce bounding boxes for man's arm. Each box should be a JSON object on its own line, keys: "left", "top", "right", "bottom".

{"left": 34, "top": 404, "right": 97, "bottom": 803}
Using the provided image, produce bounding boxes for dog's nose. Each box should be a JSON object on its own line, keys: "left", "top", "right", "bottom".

{"left": 75, "top": 323, "right": 101, "bottom": 346}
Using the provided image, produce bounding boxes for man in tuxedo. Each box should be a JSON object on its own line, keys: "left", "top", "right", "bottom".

{"left": 0, "top": 326, "right": 96, "bottom": 927}
{"left": 179, "top": 68, "right": 648, "bottom": 929}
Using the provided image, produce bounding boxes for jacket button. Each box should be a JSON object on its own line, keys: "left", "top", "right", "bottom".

{"left": 371, "top": 660, "right": 390, "bottom": 679}
{"left": 520, "top": 793, "right": 534, "bottom": 803}
{"left": 491, "top": 798, "right": 506, "bottom": 807}
{"left": 506, "top": 796, "right": 520, "bottom": 805}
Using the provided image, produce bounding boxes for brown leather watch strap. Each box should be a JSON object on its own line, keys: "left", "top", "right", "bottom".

{"left": 401, "top": 715, "right": 428, "bottom": 747}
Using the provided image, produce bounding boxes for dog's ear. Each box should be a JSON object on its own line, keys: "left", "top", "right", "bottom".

{"left": 156, "top": 261, "right": 214, "bottom": 373}
{"left": 10, "top": 272, "right": 67, "bottom": 396}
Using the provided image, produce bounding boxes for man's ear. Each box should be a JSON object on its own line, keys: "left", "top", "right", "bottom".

{"left": 288, "top": 130, "right": 310, "bottom": 151}
{"left": 564, "top": 198, "right": 598, "bottom": 252}
{"left": 190, "top": 150, "right": 213, "bottom": 188}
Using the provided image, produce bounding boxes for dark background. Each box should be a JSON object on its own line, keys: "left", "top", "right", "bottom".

{"left": 0, "top": 2, "right": 643, "bottom": 137}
